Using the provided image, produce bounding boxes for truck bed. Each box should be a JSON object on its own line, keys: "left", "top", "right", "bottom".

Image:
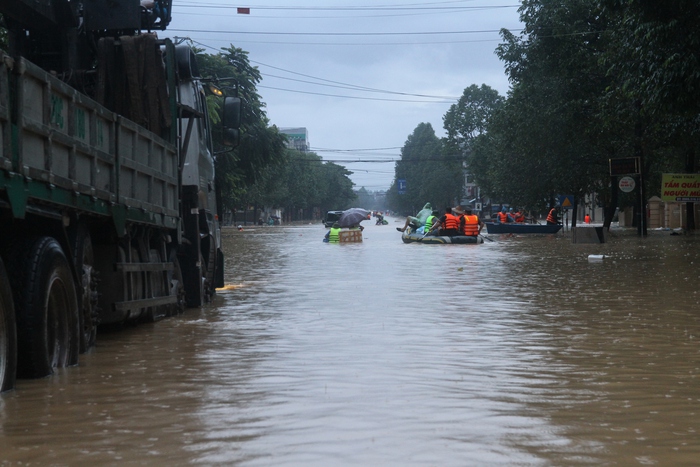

{"left": 0, "top": 53, "right": 179, "bottom": 233}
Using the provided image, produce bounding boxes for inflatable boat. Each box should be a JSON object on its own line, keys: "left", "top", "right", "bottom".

{"left": 401, "top": 228, "right": 483, "bottom": 244}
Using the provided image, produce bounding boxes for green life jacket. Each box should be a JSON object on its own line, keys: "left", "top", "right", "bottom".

{"left": 424, "top": 215, "right": 436, "bottom": 231}
{"left": 329, "top": 227, "right": 341, "bottom": 243}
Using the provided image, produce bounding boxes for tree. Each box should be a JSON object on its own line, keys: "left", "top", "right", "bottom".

{"left": 443, "top": 84, "right": 504, "bottom": 156}
{"left": 600, "top": 0, "right": 700, "bottom": 229}
{"left": 474, "top": 1, "right": 621, "bottom": 218}
{"left": 387, "top": 123, "right": 462, "bottom": 214}
{"left": 196, "top": 45, "right": 287, "bottom": 214}
{"left": 247, "top": 150, "right": 356, "bottom": 220}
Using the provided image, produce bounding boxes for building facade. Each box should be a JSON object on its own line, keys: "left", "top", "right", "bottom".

{"left": 279, "top": 127, "right": 309, "bottom": 152}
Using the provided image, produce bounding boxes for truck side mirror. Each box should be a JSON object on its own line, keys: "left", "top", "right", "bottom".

{"left": 222, "top": 97, "right": 242, "bottom": 147}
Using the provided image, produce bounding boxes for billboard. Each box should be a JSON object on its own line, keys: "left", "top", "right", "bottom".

{"left": 661, "top": 173, "right": 700, "bottom": 202}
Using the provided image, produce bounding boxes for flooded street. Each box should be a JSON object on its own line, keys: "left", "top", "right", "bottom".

{"left": 1, "top": 218, "right": 700, "bottom": 466}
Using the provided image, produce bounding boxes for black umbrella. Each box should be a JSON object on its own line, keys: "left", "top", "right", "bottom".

{"left": 337, "top": 208, "right": 370, "bottom": 228}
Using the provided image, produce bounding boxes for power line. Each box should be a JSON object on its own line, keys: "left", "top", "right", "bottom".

{"left": 313, "top": 146, "right": 402, "bottom": 152}
{"left": 259, "top": 85, "right": 455, "bottom": 103}
{"left": 179, "top": 38, "right": 459, "bottom": 104}
{"left": 261, "top": 72, "right": 460, "bottom": 100}
{"left": 168, "top": 28, "right": 507, "bottom": 37}
{"left": 175, "top": 2, "right": 519, "bottom": 12}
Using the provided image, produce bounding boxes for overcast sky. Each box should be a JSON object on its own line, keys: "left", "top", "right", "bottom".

{"left": 164, "top": 1, "right": 523, "bottom": 191}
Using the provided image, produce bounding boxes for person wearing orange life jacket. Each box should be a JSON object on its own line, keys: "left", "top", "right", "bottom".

{"left": 458, "top": 206, "right": 483, "bottom": 236}
{"left": 428, "top": 206, "right": 461, "bottom": 236}
{"left": 546, "top": 207, "right": 559, "bottom": 225}
{"left": 584, "top": 213, "right": 591, "bottom": 224}
{"left": 513, "top": 209, "right": 526, "bottom": 223}
{"left": 495, "top": 206, "right": 509, "bottom": 223}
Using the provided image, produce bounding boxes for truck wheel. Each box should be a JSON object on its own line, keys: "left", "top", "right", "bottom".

{"left": 13, "top": 237, "right": 79, "bottom": 378}
{"left": 0, "top": 256, "right": 17, "bottom": 392}
{"left": 74, "top": 227, "right": 97, "bottom": 353}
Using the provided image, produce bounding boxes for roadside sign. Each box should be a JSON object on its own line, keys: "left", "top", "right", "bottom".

{"left": 609, "top": 157, "right": 640, "bottom": 176}
{"left": 661, "top": 173, "right": 700, "bottom": 202}
{"left": 619, "top": 176, "right": 636, "bottom": 193}
{"left": 397, "top": 178, "right": 406, "bottom": 195}
{"left": 559, "top": 195, "right": 574, "bottom": 210}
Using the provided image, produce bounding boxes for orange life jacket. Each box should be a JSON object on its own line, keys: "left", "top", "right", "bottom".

{"left": 462, "top": 215, "right": 480, "bottom": 236}
{"left": 497, "top": 212, "right": 508, "bottom": 223}
{"left": 546, "top": 208, "right": 557, "bottom": 223}
{"left": 442, "top": 213, "right": 459, "bottom": 231}
{"left": 514, "top": 212, "right": 525, "bottom": 223}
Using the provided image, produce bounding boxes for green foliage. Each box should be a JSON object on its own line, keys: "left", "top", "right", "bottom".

{"left": 195, "top": 45, "right": 288, "bottom": 213}
{"left": 461, "top": 0, "right": 699, "bottom": 216}
{"left": 386, "top": 123, "right": 462, "bottom": 214}
{"left": 194, "top": 44, "right": 357, "bottom": 217}
{"left": 0, "top": 16, "right": 6, "bottom": 50}
{"left": 443, "top": 84, "right": 504, "bottom": 155}
{"left": 248, "top": 150, "right": 357, "bottom": 214}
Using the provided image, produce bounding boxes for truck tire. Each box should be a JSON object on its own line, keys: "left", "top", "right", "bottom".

{"left": 13, "top": 237, "right": 79, "bottom": 378}
{"left": 0, "top": 256, "right": 18, "bottom": 392}
{"left": 73, "top": 227, "right": 97, "bottom": 353}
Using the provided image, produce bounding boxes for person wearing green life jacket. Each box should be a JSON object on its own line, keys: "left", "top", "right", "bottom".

{"left": 422, "top": 210, "right": 440, "bottom": 234}
{"left": 325, "top": 222, "right": 342, "bottom": 243}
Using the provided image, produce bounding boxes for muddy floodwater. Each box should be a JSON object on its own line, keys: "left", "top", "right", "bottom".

{"left": 1, "top": 218, "right": 700, "bottom": 466}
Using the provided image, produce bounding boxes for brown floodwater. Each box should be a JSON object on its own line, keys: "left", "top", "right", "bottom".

{"left": 1, "top": 219, "right": 699, "bottom": 466}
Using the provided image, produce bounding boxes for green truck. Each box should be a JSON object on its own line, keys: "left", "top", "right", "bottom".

{"left": 0, "top": 0, "right": 240, "bottom": 391}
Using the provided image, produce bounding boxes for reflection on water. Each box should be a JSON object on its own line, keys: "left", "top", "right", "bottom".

{"left": 1, "top": 220, "right": 699, "bottom": 465}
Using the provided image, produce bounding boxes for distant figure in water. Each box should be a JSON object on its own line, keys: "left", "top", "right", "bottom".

{"left": 237, "top": 225, "right": 243, "bottom": 231}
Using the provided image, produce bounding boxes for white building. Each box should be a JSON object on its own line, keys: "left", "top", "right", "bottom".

{"left": 279, "top": 127, "right": 309, "bottom": 152}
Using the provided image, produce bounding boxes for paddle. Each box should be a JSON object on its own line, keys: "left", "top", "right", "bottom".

{"left": 480, "top": 234, "right": 494, "bottom": 242}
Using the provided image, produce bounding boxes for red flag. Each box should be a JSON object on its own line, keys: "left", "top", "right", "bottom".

{"left": 237, "top": 7, "right": 250, "bottom": 14}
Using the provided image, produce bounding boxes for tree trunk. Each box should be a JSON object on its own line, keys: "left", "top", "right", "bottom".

{"left": 603, "top": 176, "right": 618, "bottom": 231}
{"left": 686, "top": 148, "right": 696, "bottom": 230}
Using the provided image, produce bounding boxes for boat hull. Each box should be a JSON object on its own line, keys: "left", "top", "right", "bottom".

{"left": 485, "top": 222, "right": 562, "bottom": 234}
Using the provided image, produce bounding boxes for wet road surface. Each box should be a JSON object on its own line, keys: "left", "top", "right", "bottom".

{"left": 1, "top": 219, "right": 699, "bottom": 465}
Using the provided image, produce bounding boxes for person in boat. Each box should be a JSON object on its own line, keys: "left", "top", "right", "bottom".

{"left": 513, "top": 209, "right": 526, "bottom": 223}
{"left": 458, "top": 206, "right": 484, "bottom": 237}
{"left": 494, "top": 206, "right": 510, "bottom": 224}
{"left": 325, "top": 222, "right": 342, "bottom": 243}
{"left": 546, "top": 207, "right": 560, "bottom": 225}
{"left": 396, "top": 202, "right": 433, "bottom": 232}
{"left": 420, "top": 210, "right": 440, "bottom": 234}
{"left": 428, "top": 206, "right": 461, "bottom": 237}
